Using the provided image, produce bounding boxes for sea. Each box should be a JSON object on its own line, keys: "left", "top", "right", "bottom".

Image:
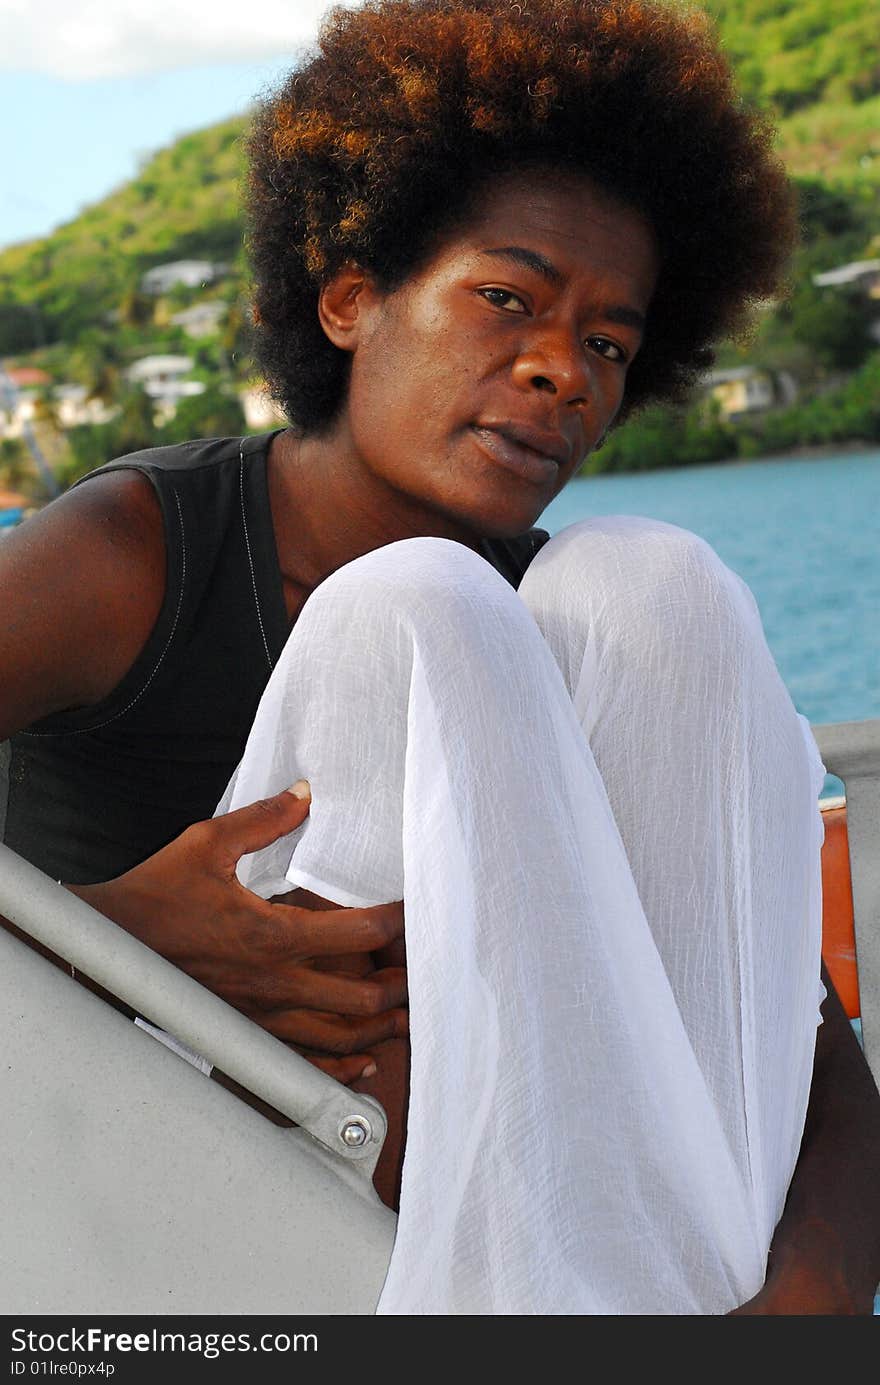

{"left": 539, "top": 445, "right": 880, "bottom": 800}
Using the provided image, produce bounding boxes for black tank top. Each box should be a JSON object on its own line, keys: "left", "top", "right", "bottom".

{"left": 1, "top": 432, "right": 549, "bottom": 884}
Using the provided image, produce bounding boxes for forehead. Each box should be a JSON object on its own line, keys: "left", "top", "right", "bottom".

{"left": 425, "top": 168, "right": 660, "bottom": 299}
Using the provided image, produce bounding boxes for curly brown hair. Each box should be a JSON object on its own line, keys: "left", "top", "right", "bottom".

{"left": 246, "top": 0, "right": 796, "bottom": 434}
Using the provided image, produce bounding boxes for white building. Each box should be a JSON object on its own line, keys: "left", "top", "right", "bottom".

{"left": 0, "top": 391, "right": 37, "bottom": 440}
{"left": 170, "top": 301, "right": 228, "bottom": 337}
{"left": 702, "top": 366, "right": 776, "bottom": 420}
{"left": 812, "top": 259, "right": 880, "bottom": 296}
{"left": 53, "top": 384, "right": 117, "bottom": 429}
{"left": 146, "top": 380, "right": 207, "bottom": 426}
{"left": 140, "top": 260, "right": 228, "bottom": 295}
{"left": 126, "top": 355, "right": 195, "bottom": 387}
{"left": 125, "top": 355, "right": 205, "bottom": 423}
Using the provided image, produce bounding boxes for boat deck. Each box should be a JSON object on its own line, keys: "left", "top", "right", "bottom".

{"left": 0, "top": 716, "right": 877, "bottom": 1313}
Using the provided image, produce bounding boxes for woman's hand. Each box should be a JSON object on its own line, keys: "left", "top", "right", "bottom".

{"left": 67, "top": 787, "right": 407, "bottom": 1084}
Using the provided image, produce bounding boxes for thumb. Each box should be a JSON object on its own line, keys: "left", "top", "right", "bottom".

{"left": 213, "top": 781, "right": 311, "bottom": 863}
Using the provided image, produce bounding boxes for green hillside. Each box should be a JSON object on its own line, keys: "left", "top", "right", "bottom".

{"left": 0, "top": 117, "right": 248, "bottom": 353}
{"left": 1, "top": 0, "right": 877, "bottom": 358}
{"left": 707, "top": 0, "right": 880, "bottom": 183}
{"left": 1, "top": 0, "right": 877, "bottom": 490}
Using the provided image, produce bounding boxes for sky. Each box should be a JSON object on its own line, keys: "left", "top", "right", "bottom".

{"left": 1, "top": 0, "right": 364, "bottom": 250}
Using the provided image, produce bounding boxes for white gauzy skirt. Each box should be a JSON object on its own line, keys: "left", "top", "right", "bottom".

{"left": 215, "top": 516, "right": 825, "bottom": 1315}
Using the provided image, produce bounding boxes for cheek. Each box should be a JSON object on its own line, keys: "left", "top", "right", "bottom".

{"left": 348, "top": 294, "right": 494, "bottom": 450}
{"left": 346, "top": 348, "right": 449, "bottom": 470}
{"left": 364, "top": 339, "right": 470, "bottom": 422}
{"left": 599, "top": 368, "right": 628, "bottom": 420}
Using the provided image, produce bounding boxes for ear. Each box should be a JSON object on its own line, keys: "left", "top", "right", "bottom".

{"left": 317, "top": 263, "right": 383, "bottom": 353}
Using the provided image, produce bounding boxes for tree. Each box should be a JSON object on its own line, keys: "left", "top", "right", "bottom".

{"left": 160, "top": 385, "right": 246, "bottom": 444}
{"left": 784, "top": 281, "right": 876, "bottom": 371}
{"left": 117, "top": 287, "right": 155, "bottom": 331}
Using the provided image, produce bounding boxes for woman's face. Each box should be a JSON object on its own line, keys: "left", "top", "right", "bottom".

{"left": 329, "top": 168, "right": 660, "bottom": 538}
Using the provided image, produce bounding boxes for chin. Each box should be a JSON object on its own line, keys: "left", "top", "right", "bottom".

{"left": 423, "top": 472, "right": 556, "bottom": 542}
{"left": 487, "top": 484, "right": 561, "bottom": 536}
{"left": 462, "top": 498, "right": 551, "bottom": 541}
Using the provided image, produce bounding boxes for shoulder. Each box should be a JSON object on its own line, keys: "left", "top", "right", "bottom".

{"left": 75, "top": 432, "right": 279, "bottom": 542}
{"left": 0, "top": 468, "right": 167, "bottom": 731}
{"left": 77, "top": 432, "right": 274, "bottom": 488}
{"left": 0, "top": 433, "right": 281, "bottom": 736}
{"left": 10, "top": 463, "right": 164, "bottom": 571}
{"left": 27, "top": 464, "right": 166, "bottom": 586}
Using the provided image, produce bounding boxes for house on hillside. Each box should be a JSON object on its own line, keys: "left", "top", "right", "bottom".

{"left": 701, "top": 366, "right": 798, "bottom": 422}
{"left": 4, "top": 367, "right": 51, "bottom": 390}
{"left": 812, "top": 259, "right": 880, "bottom": 297}
{"left": 140, "top": 260, "right": 229, "bottom": 296}
{"left": 170, "top": 301, "right": 228, "bottom": 338}
{"left": 0, "top": 385, "right": 39, "bottom": 440}
{"left": 126, "top": 355, "right": 195, "bottom": 389}
{"left": 126, "top": 354, "right": 205, "bottom": 424}
{"left": 0, "top": 367, "right": 52, "bottom": 439}
{"left": 813, "top": 259, "right": 880, "bottom": 351}
{"left": 53, "top": 384, "right": 118, "bottom": 429}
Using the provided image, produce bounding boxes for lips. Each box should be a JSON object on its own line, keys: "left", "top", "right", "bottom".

{"left": 471, "top": 423, "right": 568, "bottom": 490}
{"left": 469, "top": 421, "right": 572, "bottom": 486}
{"left": 476, "top": 421, "right": 572, "bottom": 467}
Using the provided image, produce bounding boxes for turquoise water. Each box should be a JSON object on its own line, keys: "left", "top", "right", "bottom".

{"left": 540, "top": 447, "right": 880, "bottom": 797}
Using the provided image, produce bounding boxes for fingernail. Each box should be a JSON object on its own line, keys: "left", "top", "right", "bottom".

{"left": 362, "top": 1061, "right": 377, "bottom": 1078}
{"left": 288, "top": 780, "right": 311, "bottom": 800}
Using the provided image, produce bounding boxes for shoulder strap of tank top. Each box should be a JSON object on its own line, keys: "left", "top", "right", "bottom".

{"left": 22, "top": 434, "right": 286, "bottom": 737}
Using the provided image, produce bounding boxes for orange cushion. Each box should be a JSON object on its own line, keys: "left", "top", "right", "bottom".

{"left": 820, "top": 805, "right": 860, "bottom": 1019}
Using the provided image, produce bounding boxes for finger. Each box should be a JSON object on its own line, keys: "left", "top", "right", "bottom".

{"left": 243, "top": 966, "right": 408, "bottom": 1017}
{"left": 206, "top": 784, "right": 312, "bottom": 865}
{"left": 265, "top": 899, "right": 405, "bottom": 956}
{"left": 252, "top": 1006, "right": 409, "bottom": 1052}
{"left": 299, "top": 1053, "right": 379, "bottom": 1085}
{"left": 308, "top": 953, "right": 375, "bottom": 977}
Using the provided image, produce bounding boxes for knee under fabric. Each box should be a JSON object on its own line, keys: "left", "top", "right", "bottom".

{"left": 216, "top": 524, "right": 825, "bottom": 1314}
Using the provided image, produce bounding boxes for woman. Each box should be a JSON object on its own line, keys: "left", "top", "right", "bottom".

{"left": 1, "top": 0, "right": 878, "bottom": 1312}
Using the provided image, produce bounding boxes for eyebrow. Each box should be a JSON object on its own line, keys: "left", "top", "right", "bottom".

{"left": 483, "top": 245, "right": 565, "bottom": 285}
{"left": 481, "top": 245, "right": 647, "bottom": 332}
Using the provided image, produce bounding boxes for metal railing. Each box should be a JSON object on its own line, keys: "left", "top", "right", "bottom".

{"left": 0, "top": 841, "right": 387, "bottom": 1183}
{"left": 1, "top": 717, "right": 878, "bottom": 1160}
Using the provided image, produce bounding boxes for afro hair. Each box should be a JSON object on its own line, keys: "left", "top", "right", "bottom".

{"left": 246, "top": 0, "right": 797, "bottom": 434}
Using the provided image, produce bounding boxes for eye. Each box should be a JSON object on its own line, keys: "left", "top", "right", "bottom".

{"left": 478, "top": 286, "right": 529, "bottom": 313}
{"left": 587, "top": 335, "right": 629, "bottom": 364}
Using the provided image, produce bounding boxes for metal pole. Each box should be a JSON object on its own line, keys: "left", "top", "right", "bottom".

{"left": 0, "top": 842, "right": 387, "bottom": 1180}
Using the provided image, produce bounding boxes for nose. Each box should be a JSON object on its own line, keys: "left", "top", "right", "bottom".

{"left": 510, "top": 326, "right": 593, "bottom": 407}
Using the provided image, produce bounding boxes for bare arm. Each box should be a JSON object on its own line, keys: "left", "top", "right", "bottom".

{"left": 0, "top": 476, "right": 406, "bottom": 1080}
{"left": 732, "top": 965, "right": 880, "bottom": 1314}
{"left": 0, "top": 469, "right": 167, "bottom": 735}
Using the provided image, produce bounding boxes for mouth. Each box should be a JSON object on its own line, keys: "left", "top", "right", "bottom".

{"left": 469, "top": 423, "right": 570, "bottom": 485}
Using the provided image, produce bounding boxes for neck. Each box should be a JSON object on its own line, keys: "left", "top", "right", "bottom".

{"left": 267, "top": 424, "right": 481, "bottom": 599}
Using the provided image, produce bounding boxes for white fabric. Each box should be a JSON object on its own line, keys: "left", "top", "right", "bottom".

{"left": 215, "top": 516, "right": 826, "bottom": 1315}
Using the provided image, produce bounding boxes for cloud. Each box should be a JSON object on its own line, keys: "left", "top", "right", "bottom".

{"left": 0, "top": 0, "right": 363, "bottom": 79}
